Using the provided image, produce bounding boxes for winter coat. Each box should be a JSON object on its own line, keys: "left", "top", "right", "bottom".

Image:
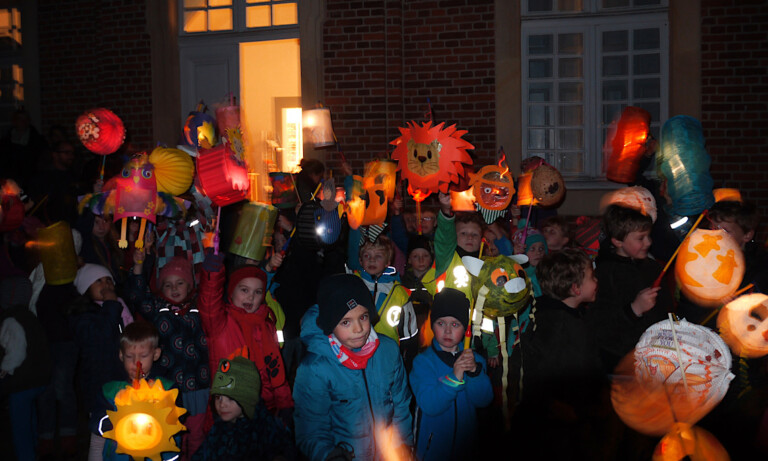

{"left": 409, "top": 340, "right": 493, "bottom": 461}
{"left": 434, "top": 212, "right": 475, "bottom": 305}
{"left": 0, "top": 305, "right": 51, "bottom": 394}
{"left": 198, "top": 267, "right": 293, "bottom": 411}
{"left": 352, "top": 268, "right": 416, "bottom": 344}
{"left": 126, "top": 272, "right": 210, "bottom": 393}
{"left": 294, "top": 305, "right": 413, "bottom": 461}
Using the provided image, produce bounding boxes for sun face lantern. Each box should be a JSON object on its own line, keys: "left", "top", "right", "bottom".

{"left": 675, "top": 229, "right": 745, "bottom": 308}
{"left": 103, "top": 379, "right": 186, "bottom": 461}
{"left": 601, "top": 186, "right": 657, "bottom": 223}
{"left": 657, "top": 116, "right": 714, "bottom": 217}
{"left": 229, "top": 202, "right": 278, "bottom": 261}
{"left": 530, "top": 163, "right": 565, "bottom": 207}
{"left": 605, "top": 106, "right": 652, "bottom": 184}
{"left": 76, "top": 108, "right": 126, "bottom": 156}
{"left": 462, "top": 255, "right": 532, "bottom": 318}
{"left": 717, "top": 293, "right": 768, "bottom": 358}
{"left": 390, "top": 120, "right": 474, "bottom": 198}
{"left": 652, "top": 423, "right": 729, "bottom": 461}
{"left": 196, "top": 142, "right": 249, "bottom": 206}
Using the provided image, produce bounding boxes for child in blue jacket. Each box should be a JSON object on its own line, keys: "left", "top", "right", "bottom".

{"left": 409, "top": 288, "right": 493, "bottom": 461}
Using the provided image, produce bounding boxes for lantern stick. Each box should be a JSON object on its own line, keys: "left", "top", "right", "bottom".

{"left": 521, "top": 204, "right": 534, "bottom": 243}
{"left": 667, "top": 313, "right": 689, "bottom": 393}
{"left": 311, "top": 181, "right": 323, "bottom": 200}
{"left": 100, "top": 155, "right": 106, "bottom": 181}
{"left": 416, "top": 200, "right": 422, "bottom": 235}
{"left": 134, "top": 360, "right": 143, "bottom": 387}
{"left": 479, "top": 239, "right": 485, "bottom": 258}
{"left": 698, "top": 283, "right": 754, "bottom": 326}
{"left": 27, "top": 194, "right": 48, "bottom": 217}
{"left": 652, "top": 212, "right": 706, "bottom": 288}
{"left": 463, "top": 321, "right": 472, "bottom": 350}
{"left": 426, "top": 97, "right": 434, "bottom": 123}
{"left": 213, "top": 206, "right": 222, "bottom": 256}
{"left": 280, "top": 226, "right": 297, "bottom": 257}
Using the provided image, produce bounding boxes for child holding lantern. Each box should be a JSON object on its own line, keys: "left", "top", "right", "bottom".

{"left": 409, "top": 288, "right": 493, "bottom": 461}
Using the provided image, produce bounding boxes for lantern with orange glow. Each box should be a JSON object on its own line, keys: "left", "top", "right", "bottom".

{"left": 0, "top": 179, "right": 24, "bottom": 232}
{"left": 103, "top": 379, "right": 186, "bottom": 461}
{"left": 605, "top": 106, "right": 652, "bottom": 184}
{"left": 364, "top": 159, "right": 397, "bottom": 201}
{"left": 183, "top": 104, "right": 217, "bottom": 150}
{"left": 652, "top": 423, "right": 729, "bottom": 461}
{"left": 450, "top": 189, "right": 476, "bottom": 212}
{"left": 713, "top": 188, "right": 741, "bottom": 203}
{"left": 675, "top": 229, "right": 745, "bottom": 308}
{"left": 344, "top": 174, "right": 387, "bottom": 228}
{"left": 197, "top": 142, "right": 250, "bottom": 206}
{"left": 390, "top": 120, "right": 474, "bottom": 198}
{"left": 717, "top": 293, "right": 768, "bottom": 358}
{"left": 469, "top": 161, "right": 514, "bottom": 211}
{"left": 516, "top": 171, "right": 534, "bottom": 207}
{"left": 530, "top": 163, "right": 566, "bottom": 207}
{"left": 76, "top": 108, "right": 125, "bottom": 156}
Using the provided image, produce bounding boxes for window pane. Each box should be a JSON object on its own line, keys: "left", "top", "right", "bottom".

{"left": 602, "top": 103, "right": 623, "bottom": 124}
{"left": 528, "top": 0, "right": 553, "bottom": 12}
{"left": 529, "top": 106, "right": 552, "bottom": 126}
{"left": 636, "top": 0, "right": 661, "bottom": 5}
{"left": 603, "top": 80, "right": 627, "bottom": 100}
{"left": 529, "top": 35, "right": 553, "bottom": 55}
{"left": 633, "top": 53, "right": 659, "bottom": 74}
{"left": 559, "top": 57, "right": 582, "bottom": 78}
{"left": 528, "top": 129, "right": 554, "bottom": 149}
{"left": 247, "top": 0, "right": 270, "bottom": 3}
{"left": 636, "top": 102, "right": 660, "bottom": 121}
{"left": 184, "top": 11, "right": 207, "bottom": 33}
{"left": 558, "top": 33, "right": 583, "bottom": 54}
{"left": 602, "top": 0, "right": 629, "bottom": 7}
{"left": 208, "top": 8, "right": 232, "bottom": 30}
{"left": 557, "top": 0, "right": 583, "bottom": 12}
{"left": 633, "top": 78, "right": 660, "bottom": 98}
{"left": 558, "top": 105, "right": 582, "bottom": 126}
{"left": 559, "top": 152, "right": 584, "bottom": 174}
{"left": 603, "top": 56, "right": 627, "bottom": 76}
{"left": 184, "top": 0, "right": 206, "bottom": 8}
{"left": 634, "top": 28, "right": 660, "bottom": 50}
{"left": 529, "top": 83, "right": 553, "bottom": 101}
{"left": 558, "top": 129, "right": 583, "bottom": 149}
{"left": 273, "top": 3, "right": 297, "bottom": 26}
{"left": 603, "top": 30, "right": 628, "bottom": 52}
{"left": 529, "top": 59, "right": 553, "bottom": 78}
{"left": 559, "top": 82, "right": 583, "bottom": 102}
{"left": 247, "top": 5, "right": 271, "bottom": 28}
{"left": 208, "top": 0, "right": 232, "bottom": 6}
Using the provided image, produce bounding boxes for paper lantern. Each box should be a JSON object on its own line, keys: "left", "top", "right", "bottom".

{"left": 229, "top": 202, "right": 278, "bottom": 261}
{"left": 675, "top": 229, "right": 745, "bottom": 308}
{"left": 269, "top": 172, "right": 298, "bottom": 209}
{"left": 37, "top": 221, "right": 78, "bottom": 286}
{"left": 612, "top": 318, "right": 734, "bottom": 436}
{"left": 302, "top": 107, "right": 335, "bottom": 148}
{"left": 530, "top": 163, "right": 565, "bottom": 207}
{"left": 315, "top": 206, "right": 343, "bottom": 246}
{"left": 462, "top": 255, "right": 532, "bottom": 317}
{"left": 364, "top": 159, "right": 397, "bottom": 201}
{"left": 605, "top": 106, "right": 652, "bottom": 184}
{"left": 76, "top": 108, "right": 125, "bottom": 156}
{"left": 183, "top": 108, "right": 217, "bottom": 149}
{"left": 601, "top": 186, "right": 658, "bottom": 222}
{"left": 0, "top": 179, "right": 24, "bottom": 232}
{"left": 215, "top": 103, "right": 240, "bottom": 137}
{"left": 713, "top": 188, "right": 741, "bottom": 203}
{"left": 103, "top": 379, "right": 186, "bottom": 461}
{"left": 148, "top": 147, "right": 195, "bottom": 196}
{"left": 196, "top": 143, "right": 249, "bottom": 206}
{"left": 652, "top": 423, "right": 729, "bottom": 461}
{"left": 516, "top": 171, "right": 534, "bottom": 206}
{"left": 717, "top": 293, "right": 768, "bottom": 358}
{"left": 450, "top": 189, "right": 476, "bottom": 212}
{"left": 390, "top": 120, "right": 474, "bottom": 197}
{"left": 345, "top": 174, "right": 387, "bottom": 228}
{"left": 657, "top": 116, "right": 714, "bottom": 216}
{"left": 469, "top": 163, "right": 515, "bottom": 211}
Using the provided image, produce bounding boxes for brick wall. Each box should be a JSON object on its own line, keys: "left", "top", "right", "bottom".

{"left": 323, "top": 0, "right": 497, "bottom": 179}
{"left": 38, "top": 0, "right": 154, "bottom": 151}
{"left": 701, "top": 1, "right": 768, "bottom": 230}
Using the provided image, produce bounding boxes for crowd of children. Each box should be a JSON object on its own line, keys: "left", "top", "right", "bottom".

{"left": 2, "top": 154, "right": 768, "bottom": 461}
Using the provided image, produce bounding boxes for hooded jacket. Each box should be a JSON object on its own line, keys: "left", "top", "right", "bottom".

{"left": 294, "top": 305, "right": 413, "bottom": 461}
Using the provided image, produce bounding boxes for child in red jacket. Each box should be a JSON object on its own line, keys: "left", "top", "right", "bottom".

{"left": 198, "top": 251, "right": 293, "bottom": 418}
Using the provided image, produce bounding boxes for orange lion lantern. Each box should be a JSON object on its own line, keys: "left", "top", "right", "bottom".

{"left": 390, "top": 120, "right": 474, "bottom": 198}
{"left": 675, "top": 229, "right": 745, "bottom": 308}
{"left": 717, "top": 293, "right": 768, "bottom": 358}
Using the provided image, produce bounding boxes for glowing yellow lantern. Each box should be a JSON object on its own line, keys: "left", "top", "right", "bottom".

{"left": 103, "top": 379, "right": 186, "bottom": 461}
{"left": 717, "top": 293, "right": 768, "bottom": 358}
{"left": 450, "top": 189, "right": 476, "bottom": 211}
{"left": 37, "top": 221, "right": 79, "bottom": 285}
{"left": 652, "top": 423, "right": 729, "bottom": 461}
{"left": 713, "top": 188, "right": 741, "bottom": 203}
{"left": 675, "top": 229, "right": 745, "bottom": 308}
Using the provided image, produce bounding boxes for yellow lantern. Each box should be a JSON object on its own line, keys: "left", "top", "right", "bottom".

{"left": 103, "top": 379, "right": 186, "bottom": 461}
{"left": 37, "top": 221, "right": 79, "bottom": 285}
{"left": 675, "top": 229, "right": 745, "bottom": 308}
{"left": 652, "top": 423, "right": 729, "bottom": 461}
{"left": 717, "top": 293, "right": 768, "bottom": 358}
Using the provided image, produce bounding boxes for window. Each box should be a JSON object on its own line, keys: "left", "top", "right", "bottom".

{"left": 521, "top": 1, "right": 667, "bottom": 184}
{"left": 0, "top": 8, "right": 23, "bottom": 129}
{"left": 182, "top": 0, "right": 297, "bottom": 34}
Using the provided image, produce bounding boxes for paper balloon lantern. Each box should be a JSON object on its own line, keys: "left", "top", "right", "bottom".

{"left": 675, "top": 229, "right": 745, "bottom": 308}
{"left": 530, "top": 163, "right": 565, "bottom": 207}
{"left": 717, "top": 293, "right": 768, "bottom": 358}
{"left": 76, "top": 108, "right": 125, "bottom": 155}
{"left": 652, "top": 423, "right": 729, "bottom": 461}
{"left": 103, "top": 379, "right": 186, "bottom": 461}
{"left": 612, "top": 319, "right": 734, "bottom": 436}
{"left": 183, "top": 108, "right": 217, "bottom": 149}
{"left": 657, "top": 116, "right": 715, "bottom": 216}
{"left": 390, "top": 120, "right": 474, "bottom": 197}
{"left": 196, "top": 143, "right": 249, "bottom": 206}
{"left": 601, "top": 186, "right": 657, "bottom": 222}
{"left": 606, "top": 106, "right": 652, "bottom": 184}
{"left": 148, "top": 147, "right": 195, "bottom": 196}
{"left": 37, "top": 221, "right": 78, "bottom": 286}
{"left": 462, "top": 255, "right": 532, "bottom": 317}
{"left": 229, "top": 202, "right": 278, "bottom": 261}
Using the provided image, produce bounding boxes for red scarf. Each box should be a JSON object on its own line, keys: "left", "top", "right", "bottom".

{"left": 228, "top": 305, "right": 287, "bottom": 387}
{"left": 329, "top": 330, "right": 380, "bottom": 370}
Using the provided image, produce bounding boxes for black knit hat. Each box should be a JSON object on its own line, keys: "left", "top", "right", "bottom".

{"left": 430, "top": 288, "right": 470, "bottom": 328}
{"left": 407, "top": 235, "right": 434, "bottom": 258}
{"left": 316, "top": 274, "right": 378, "bottom": 335}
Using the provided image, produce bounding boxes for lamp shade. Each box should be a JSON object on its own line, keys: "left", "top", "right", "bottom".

{"left": 302, "top": 107, "right": 335, "bottom": 148}
{"left": 606, "top": 106, "right": 651, "bottom": 184}
{"left": 229, "top": 202, "right": 278, "bottom": 261}
{"left": 76, "top": 108, "right": 125, "bottom": 156}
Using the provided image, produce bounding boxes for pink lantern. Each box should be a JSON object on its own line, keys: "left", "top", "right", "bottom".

{"left": 76, "top": 108, "right": 125, "bottom": 155}
{"left": 197, "top": 143, "right": 249, "bottom": 206}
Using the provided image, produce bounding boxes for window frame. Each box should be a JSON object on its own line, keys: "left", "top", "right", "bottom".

{"left": 179, "top": 0, "right": 298, "bottom": 36}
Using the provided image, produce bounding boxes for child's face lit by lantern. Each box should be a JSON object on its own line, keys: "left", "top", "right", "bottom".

{"left": 613, "top": 229, "right": 652, "bottom": 260}
{"left": 433, "top": 316, "right": 465, "bottom": 353}
{"left": 88, "top": 276, "right": 116, "bottom": 302}
{"left": 542, "top": 225, "right": 569, "bottom": 251}
{"left": 573, "top": 263, "right": 598, "bottom": 304}
{"left": 120, "top": 340, "right": 161, "bottom": 380}
{"left": 214, "top": 394, "right": 244, "bottom": 422}
{"left": 408, "top": 248, "right": 433, "bottom": 277}
{"left": 161, "top": 274, "right": 192, "bottom": 304}
{"left": 456, "top": 222, "right": 483, "bottom": 253}
{"left": 93, "top": 215, "right": 111, "bottom": 239}
{"left": 710, "top": 218, "right": 752, "bottom": 249}
{"left": 360, "top": 248, "right": 388, "bottom": 278}
{"left": 526, "top": 242, "right": 546, "bottom": 267}
{"left": 333, "top": 305, "right": 372, "bottom": 350}
{"left": 231, "top": 277, "right": 264, "bottom": 313}
{"left": 420, "top": 211, "right": 437, "bottom": 235}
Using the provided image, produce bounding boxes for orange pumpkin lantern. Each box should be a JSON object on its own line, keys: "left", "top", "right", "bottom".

{"left": 675, "top": 229, "right": 745, "bottom": 308}
{"left": 652, "top": 423, "right": 729, "bottom": 461}
{"left": 605, "top": 106, "right": 652, "bottom": 184}
{"left": 717, "top": 293, "right": 768, "bottom": 358}
{"left": 364, "top": 159, "right": 397, "bottom": 201}
{"left": 76, "top": 108, "right": 126, "bottom": 156}
{"left": 196, "top": 143, "right": 249, "bottom": 206}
